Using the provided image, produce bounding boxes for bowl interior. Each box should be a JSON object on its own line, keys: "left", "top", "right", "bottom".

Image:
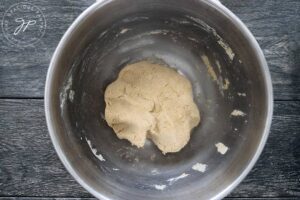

{"left": 48, "top": 0, "right": 270, "bottom": 199}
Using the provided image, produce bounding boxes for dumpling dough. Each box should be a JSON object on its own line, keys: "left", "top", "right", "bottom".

{"left": 104, "top": 61, "right": 200, "bottom": 154}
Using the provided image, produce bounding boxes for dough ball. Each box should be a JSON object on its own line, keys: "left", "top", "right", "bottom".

{"left": 104, "top": 61, "right": 200, "bottom": 154}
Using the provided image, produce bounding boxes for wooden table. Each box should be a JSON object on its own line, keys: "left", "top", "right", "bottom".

{"left": 0, "top": 0, "right": 299, "bottom": 199}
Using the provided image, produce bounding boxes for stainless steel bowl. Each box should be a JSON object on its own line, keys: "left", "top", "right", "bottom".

{"left": 45, "top": 0, "right": 273, "bottom": 199}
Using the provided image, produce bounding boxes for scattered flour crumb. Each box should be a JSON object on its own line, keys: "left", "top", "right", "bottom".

{"left": 120, "top": 28, "right": 130, "bottom": 34}
{"left": 201, "top": 55, "right": 217, "bottom": 81}
{"left": 222, "top": 78, "right": 230, "bottom": 90}
{"left": 112, "top": 168, "right": 119, "bottom": 171}
{"left": 192, "top": 163, "right": 207, "bottom": 173}
{"left": 215, "top": 142, "right": 229, "bottom": 155}
{"left": 176, "top": 69, "right": 185, "bottom": 77}
{"left": 148, "top": 30, "right": 168, "bottom": 35}
{"left": 216, "top": 60, "right": 222, "bottom": 73}
{"left": 85, "top": 138, "right": 106, "bottom": 161}
{"left": 60, "top": 75, "right": 73, "bottom": 109}
{"left": 201, "top": 56, "right": 230, "bottom": 91}
{"left": 231, "top": 109, "right": 246, "bottom": 117}
{"left": 154, "top": 184, "right": 166, "bottom": 190}
{"left": 187, "top": 37, "right": 198, "bottom": 42}
{"left": 167, "top": 173, "right": 189, "bottom": 185}
{"left": 100, "top": 113, "right": 106, "bottom": 121}
{"left": 96, "top": 153, "right": 105, "bottom": 162}
{"left": 237, "top": 92, "right": 246, "bottom": 97}
{"left": 151, "top": 169, "right": 160, "bottom": 175}
{"left": 217, "top": 39, "right": 235, "bottom": 61}
{"left": 150, "top": 154, "right": 156, "bottom": 161}
{"left": 234, "top": 128, "right": 238, "bottom": 131}
{"left": 69, "top": 90, "right": 75, "bottom": 102}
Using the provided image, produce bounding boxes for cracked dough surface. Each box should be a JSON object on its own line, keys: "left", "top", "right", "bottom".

{"left": 104, "top": 61, "right": 200, "bottom": 154}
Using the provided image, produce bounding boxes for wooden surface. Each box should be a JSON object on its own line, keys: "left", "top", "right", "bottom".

{"left": 0, "top": 0, "right": 299, "bottom": 199}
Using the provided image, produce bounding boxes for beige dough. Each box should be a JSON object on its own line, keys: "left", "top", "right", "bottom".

{"left": 104, "top": 61, "right": 200, "bottom": 154}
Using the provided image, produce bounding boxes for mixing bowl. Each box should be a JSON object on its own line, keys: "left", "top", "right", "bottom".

{"left": 45, "top": 0, "right": 273, "bottom": 199}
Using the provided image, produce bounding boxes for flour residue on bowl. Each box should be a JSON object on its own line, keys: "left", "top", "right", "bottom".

{"left": 154, "top": 184, "right": 167, "bottom": 190}
{"left": 237, "top": 92, "right": 247, "bottom": 97}
{"left": 146, "top": 29, "right": 169, "bottom": 36}
{"left": 187, "top": 36, "right": 199, "bottom": 43}
{"left": 176, "top": 69, "right": 186, "bottom": 77}
{"left": 201, "top": 55, "right": 230, "bottom": 92}
{"left": 215, "top": 142, "right": 229, "bottom": 155}
{"left": 211, "top": 28, "right": 235, "bottom": 61}
{"left": 69, "top": 89, "right": 75, "bottom": 102}
{"left": 217, "top": 39, "right": 235, "bottom": 61}
{"left": 216, "top": 60, "right": 222, "bottom": 73}
{"left": 231, "top": 109, "right": 246, "bottom": 117}
{"left": 100, "top": 112, "right": 106, "bottom": 121}
{"left": 201, "top": 55, "right": 217, "bottom": 81}
{"left": 60, "top": 74, "right": 73, "bottom": 109}
{"left": 187, "top": 15, "right": 235, "bottom": 61}
{"left": 85, "top": 137, "right": 106, "bottom": 162}
{"left": 151, "top": 169, "right": 160, "bottom": 175}
{"left": 167, "top": 173, "right": 189, "bottom": 185}
{"left": 222, "top": 78, "right": 230, "bottom": 90}
{"left": 192, "top": 163, "right": 207, "bottom": 173}
{"left": 120, "top": 28, "right": 130, "bottom": 34}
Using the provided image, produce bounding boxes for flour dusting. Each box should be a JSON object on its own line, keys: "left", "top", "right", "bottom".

{"left": 120, "top": 28, "right": 130, "bottom": 34}
{"left": 167, "top": 173, "right": 189, "bottom": 185}
{"left": 217, "top": 39, "right": 235, "bottom": 60}
{"left": 201, "top": 55, "right": 217, "bottom": 81}
{"left": 192, "top": 163, "right": 207, "bottom": 173}
{"left": 215, "top": 142, "right": 229, "bottom": 155}
{"left": 69, "top": 90, "right": 75, "bottom": 102}
{"left": 222, "top": 78, "right": 230, "bottom": 90}
{"left": 231, "top": 109, "right": 246, "bottom": 117}
{"left": 151, "top": 169, "right": 160, "bottom": 175}
{"left": 154, "top": 184, "right": 166, "bottom": 190}
{"left": 60, "top": 75, "right": 73, "bottom": 109}
{"left": 85, "top": 138, "right": 106, "bottom": 161}
{"left": 237, "top": 92, "right": 246, "bottom": 97}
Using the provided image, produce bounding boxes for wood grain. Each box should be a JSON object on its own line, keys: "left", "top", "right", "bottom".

{"left": 0, "top": 0, "right": 93, "bottom": 98}
{"left": 0, "top": 0, "right": 299, "bottom": 100}
{"left": 0, "top": 100, "right": 299, "bottom": 198}
{"left": 0, "top": 99, "right": 90, "bottom": 197}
